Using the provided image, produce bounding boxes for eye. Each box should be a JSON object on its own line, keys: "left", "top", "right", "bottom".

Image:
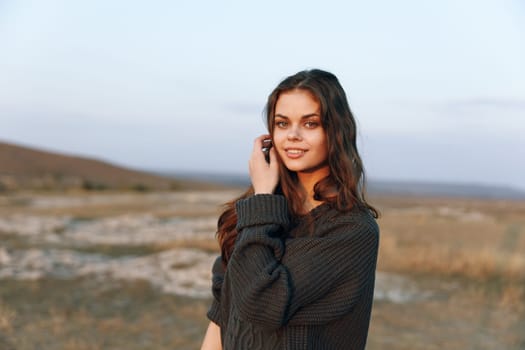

{"left": 275, "top": 120, "right": 288, "bottom": 128}
{"left": 304, "top": 121, "right": 319, "bottom": 128}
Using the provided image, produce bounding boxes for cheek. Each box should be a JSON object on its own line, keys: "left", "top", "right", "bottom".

{"left": 311, "top": 131, "right": 327, "bottom": 148}
{"left": 272, "top": 130, "right": 286, "bottom": 146}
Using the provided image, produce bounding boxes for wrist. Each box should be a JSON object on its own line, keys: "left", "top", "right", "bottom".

{"left": 254, "top": 190, "right": 274, "bottom": 195}
{"left": 253, "top": 186, "right": 275, "bottom": 195}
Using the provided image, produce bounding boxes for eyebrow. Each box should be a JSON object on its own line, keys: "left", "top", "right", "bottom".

{"left": 274, "top": 113, "right": 320, "bottom": 119}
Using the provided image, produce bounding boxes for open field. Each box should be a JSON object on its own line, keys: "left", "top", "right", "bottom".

{"left": 376, "top": 195, "right": 525, "bottom": 280}
{"left": 0, "top": 190, "right": 524, "bottom": 349}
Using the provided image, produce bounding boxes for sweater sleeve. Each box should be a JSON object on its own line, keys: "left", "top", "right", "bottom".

{"left": 228, "top": 194, "right": 379, "bottom": 330}
{"left": 207, "top": 255, "right": 224, "bottom": 326}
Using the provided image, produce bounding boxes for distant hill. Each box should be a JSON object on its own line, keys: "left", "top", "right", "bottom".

{"left": 0, "top": 141, "right": 221, "bottom": 192}
{"left": 367, "top": 180, "right": 525, "bottom": 200}
{"left": 3, "top": 140, "right": 522, "bottom": 198}
{"left": 167, "top": 171, "right": 525, "bottom": 200}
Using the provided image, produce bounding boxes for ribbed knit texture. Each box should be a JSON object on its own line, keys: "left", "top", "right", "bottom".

{"left": 207, "top": 194, "right": 379, "bottom": 350}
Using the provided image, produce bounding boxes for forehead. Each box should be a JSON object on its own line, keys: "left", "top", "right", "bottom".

{"left": 275, "top": 89, "right": 320, "bottom": 115}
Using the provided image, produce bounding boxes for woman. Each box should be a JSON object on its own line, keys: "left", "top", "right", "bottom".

{"left": 201, "top": 69, "right": 379, "bottom": 350}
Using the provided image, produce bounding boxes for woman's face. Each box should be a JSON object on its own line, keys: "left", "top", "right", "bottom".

{"left": 272, "top": 89, "right": 329, "bottom": 176}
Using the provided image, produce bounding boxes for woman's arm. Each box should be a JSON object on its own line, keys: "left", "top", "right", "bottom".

{"left": 200, "top": 321, "right": 222, "bottom": 350}
{"left": 228, "top": 194, "right": 379, "bottom": 329}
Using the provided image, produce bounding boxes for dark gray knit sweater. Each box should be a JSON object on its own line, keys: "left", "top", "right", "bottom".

{"left": 207, "top": 194, "right": 379, "bottom": 350}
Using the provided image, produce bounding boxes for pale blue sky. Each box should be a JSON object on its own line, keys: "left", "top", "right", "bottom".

{"left": 1, "top": 0, "right": 524, "bottom": 189}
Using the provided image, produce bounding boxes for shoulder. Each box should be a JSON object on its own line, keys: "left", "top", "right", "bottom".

{"left": 339, "top": 205, "right": 378, "bottom": 230}
{"left": 315, "top": 204, "right": 379, "bottom": 238}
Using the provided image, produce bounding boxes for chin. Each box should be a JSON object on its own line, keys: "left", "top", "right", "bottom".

{"left": 284, "top": 164, "right": 315, "bottom": 173}
{"left": 283, "top": 161, "right": 329, "bottom": 175}
{"left": 281, "top": 162, "right": 304, "bottom": 172}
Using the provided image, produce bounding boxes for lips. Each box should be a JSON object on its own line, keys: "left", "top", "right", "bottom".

{"left": 285, "top": 148, "right": 307, "bottom": 158}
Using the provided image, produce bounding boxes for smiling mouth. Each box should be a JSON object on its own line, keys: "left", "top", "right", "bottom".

{"left": 287, "top": 149, "right": 304, "bottom": 154}
{"left": 285, "top": 148, "right": 306, "bottom": 157}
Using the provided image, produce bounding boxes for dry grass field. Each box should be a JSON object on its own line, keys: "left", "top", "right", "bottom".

{"left": 375, "top": 195, "right": 525, "bottom": 282}
{"left": 0, "top": 190, "right": 523, "bottom": 349}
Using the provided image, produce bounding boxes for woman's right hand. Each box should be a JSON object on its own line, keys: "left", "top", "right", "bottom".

{"left": 249, "top": 134, "right": 279, "bottom": 194}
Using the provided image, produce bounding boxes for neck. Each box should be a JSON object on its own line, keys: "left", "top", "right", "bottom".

{"left": 297, "top": 166, "right": 330, "bottom": 212}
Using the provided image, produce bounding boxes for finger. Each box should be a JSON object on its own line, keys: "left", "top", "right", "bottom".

{"left": 253, "top": 135, "right": 272, "bottom": 161}
{"left": 251, "top": 142, "right": 266, "bottom": 163}
{"left": 253, "top": 134, "right": 271, "bottom": 148}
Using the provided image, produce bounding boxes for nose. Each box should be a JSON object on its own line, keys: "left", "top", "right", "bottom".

{"left": 287, "top": 126, "right": 302, "bottom": 141}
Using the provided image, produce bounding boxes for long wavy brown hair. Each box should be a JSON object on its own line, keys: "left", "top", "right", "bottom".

{"left": 217, "top": 69, "right": 378, "bottom": 265}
